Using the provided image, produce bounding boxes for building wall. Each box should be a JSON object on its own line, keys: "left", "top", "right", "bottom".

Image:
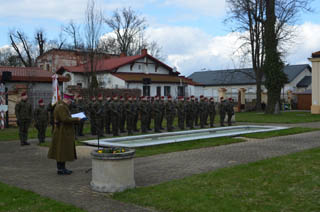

{"left": 127, "top": 83, "right": 180, "bottom": 97}
{"left": 116, "top": 58, "right": 170, "bottom": 75}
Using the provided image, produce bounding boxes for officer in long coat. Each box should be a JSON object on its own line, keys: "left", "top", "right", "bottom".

{"left": 34, "top": 99, "right": 49, "bottom": 144}
{"left": 48, "top": 92, "right": 80, "bottom": 175}
{"left": 15, "top": 91, "right": 33, "bottom": 146}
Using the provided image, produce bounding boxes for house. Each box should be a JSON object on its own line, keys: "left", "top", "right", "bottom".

{"left": 188, "top": 64, "right": 312, "bottom": 102}
{"left": 57, "top": 49, "right": 201, "bottom": 98}
{"left": 0, "top": 66, "right": 66, "bottom": 125}
{"left": 36, "top": 48, "right": 119, "bottom": 73}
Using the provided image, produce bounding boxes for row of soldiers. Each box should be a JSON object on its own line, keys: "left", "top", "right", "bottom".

{"left": 70, "top": 94, "right": 235, "bottom": 137}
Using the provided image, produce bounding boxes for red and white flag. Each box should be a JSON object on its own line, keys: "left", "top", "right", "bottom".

{"left": 52, "top": 74, "right": 60, "bottom": 105}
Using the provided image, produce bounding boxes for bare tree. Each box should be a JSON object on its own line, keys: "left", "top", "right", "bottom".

{"left": 84, "top": 0, "right": 103, "bottom": 93}
{"left": 35, "top": 29, "right": 47, "bottom": 56}
{"left": 9, "top": 30, "right": 34, "bottom": 67}
{"left": 63, "top": 20, "right": 84, "bottom": 49}
{"left": 104, "top": 7, "right": 147, "bottom": 55}
{"left": 225, "top": 0, "right": 313, "bottom": 111}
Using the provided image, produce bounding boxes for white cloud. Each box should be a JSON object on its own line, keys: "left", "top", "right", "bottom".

{"left": 147, "top": 22, "right": 320, "bottom": 76}
{"left": 163, "top": 0, "right": 226, "bottom": 16}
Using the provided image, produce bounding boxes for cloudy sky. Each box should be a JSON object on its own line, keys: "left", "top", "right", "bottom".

{"left": 1, "top": 0, "right": 320, "bottom": 76}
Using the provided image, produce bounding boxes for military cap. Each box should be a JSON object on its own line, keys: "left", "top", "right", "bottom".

{"left": 21, "top": 91, "right": 27, "bottom": 97}
{"left": 63, "top": 92, "right": 74, "bottom": 100}
{"left": 38, "top": 99, "right": 43, "bottom": 104}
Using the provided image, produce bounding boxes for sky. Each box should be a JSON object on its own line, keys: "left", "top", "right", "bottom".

{"left": 1, "top": 0, "right": 320, "bottom": 76}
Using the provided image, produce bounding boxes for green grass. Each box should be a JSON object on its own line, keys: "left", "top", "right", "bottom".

{"left": 113, "top": 148, "right": 320, "bottom": 212}
{"left": 134, "top": 137, "right": 245, "bottom": 157}
{"left": 236, "top": 111, "right": 320, "bottom": 123}
{"left": 0, "top": 182, "right": 86, "bottom": 212}
{"left": 241, "top": 127, "right": 320, "bottom": 139}
{"left": 0, "top": 127, "right": 53, "bottom": 141}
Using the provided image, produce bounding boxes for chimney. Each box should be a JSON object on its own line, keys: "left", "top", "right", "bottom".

{"left": 141, "top": 49, "right": 148, "bottom": 55}
{"left": 120, "top": 52, "right": 126, "bottom": 57}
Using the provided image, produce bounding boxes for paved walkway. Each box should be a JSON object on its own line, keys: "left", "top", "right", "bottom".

{"left": 0, "top": 124, "right": 320, "bottom": 212}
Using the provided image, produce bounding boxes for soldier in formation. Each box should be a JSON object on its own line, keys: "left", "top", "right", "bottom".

{"left": 15, "top": 92, "right": 33, "bottom": 146}
{"left": 34, "top": 99, "right": 49, "bottom": 144}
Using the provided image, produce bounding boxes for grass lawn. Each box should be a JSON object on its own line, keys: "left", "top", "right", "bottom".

{"left": 236, "top": 111, "right": 320, "bottom": 123}
{"left": 0, "top": 182, "right": 86, "bottom": 212}
{"left": 113, "top": 147, "right": 320, "bottom": 212}
{"left": 241, "top": 127, "right": 320, "bottom": 139}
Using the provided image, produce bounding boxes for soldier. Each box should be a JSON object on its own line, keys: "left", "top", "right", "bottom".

{"left": 88, "top": 96, "right": 97, "bottom": 135}
{"left": 110, "top": 95, "right": 120, "bottom": 136}
{"left": 226, "top": 98, "right": 235, "bottom": 126}
{"left": 69, "top": 95, "right": 78, "bottom": 139}
{"left": 153, "top": 96, "right": 162, "bottom": 133}
{"left": 208, "top": 97, "right": 216, "bottom": 127}
{"left": 119, "top": 96, "right": 126, "bottom": 133}
{"left": 199, "top": 95, "right": 206, "bottom": 128}
{"left": 104, "top": 96, "right": 112, "bottom": 134}
{"left": 139, "top": 96, "right": 148, "bottom": 133}
{"left": 205, "top": 97, "right": 210, "bottom": 125}
{"left": 125, "top": 96, "right": 136, "bottom": 135}
{"left": 185, "top": 97, "right": 192, "bottom": 129}
{"left": 165, "top": 96, "right": 176, "bottom": 132}
{"left": 48, "top": 92, "right": 80, "bottom": 175}
{"left": 147, "top": 96, "right": 152, "bottom": 131}
{"left": 15, "top": 92, "right": 33, "bottom": 146}
{"left": 194, "top": 97, "right": 200, "bottom": 126}
{"left": 95, "top": 94, "right": 105, "bottom": 137}
{"left": 47, "top": 102, "right": 56, "bottom": 133}
{"left": 177, "top": 96, "right": 186, "bottom": 130}
{"left": 218, "top": 97, "right": 227, "bottom": 127}
{"left": 75, "top": 94, "right": 86, "bottom": 136}
{"left": 34, "top": 99, "right": 49, "bottom": 144}
{"left": 160, "top": 96, "right": 165, "bottom": 130}
{"left": 133, "top": 96, "right": 139, "bottom": 132}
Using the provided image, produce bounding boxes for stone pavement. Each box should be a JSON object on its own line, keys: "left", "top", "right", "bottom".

{"left": 0, "top": 126, "right": 320, "bottom": 212}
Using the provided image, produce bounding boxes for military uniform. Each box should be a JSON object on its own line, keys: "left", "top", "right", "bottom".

{"left": 119, "top": 98, "right": 126, "bottom": 133}
{"left": 219, "top": 98, "right": 227, "bottom": 127}
{"left": 110, "top": 98, "right": 120, "bottom": 136}
{"left": 47, "top": 103, "right": 56, "bottom": 133}
{"left": 88, "top": 98, "right": 97, "bottom": 135}
{"left": 15, "top": 93, "right": 33, "bottom": 146}
{"left": 147, "top": 98, "right": 152, "bottom": 130}
{"left": 34, "top": 100, "right": 49, "bottom": 143}
{"left": 153, "top": 98, "right": 162, "bottom": 133}
{"left": 48, "top": 94, "right": 79, "bottom": 175}
{"left": 75, "top": 97, "right": 86, "bottom": 136}
{"left": 177, "top": 99, "right": 186, "bottom": 130}
{"left": 104, "top": 98, "right": 112, "bottom": 134}
{"left": 199, "top": 97, "right": 207, "bottom": 128}
{"left": 226, "top": 99, "right": 235, "bottom": 126}
{"left": 185, "top": 99, "right": 193, "bottom": 129}
{"left": 159, "top": 97, "right": 165, "bottom": 130}
{"left": 139, "top": 99, "right": 148, "bottom": 133}
{"left": 165, "top": 98, "right": 176, "bottom": 132}
{"left": 133, "top": 98, "right": 139, "bottom": 132}
{"left": 125, "top": 98, "right": 136, "bottom": 135}
{"left": 208, "top": 99, "right": 216, "bottom": 127}
{"left": 94, "top": 97, "right": 105, "bottom": 137}
{"left": 194, "top": 99, "right": 200, "bottom": 126}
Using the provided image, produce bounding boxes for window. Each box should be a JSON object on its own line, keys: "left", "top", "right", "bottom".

{"left": 178, "top": 86, "right": 185, "bottom": 97}
{"left": 143, "top": 86, "right": 150, "bottom": 96}
{"left": 77, "top": 83, "right": 82, "bottom": 88}
{"left": 164, "top": 86, "right": 171, "bottom": 96}
{"left": 156, "top": 86, "right": 161, "bottom": 96}
{"left": 46, "top": 64, "right": 50, "bottom": 71}
{"left": 138, "top": 65, "right": 141, "bottom": 70}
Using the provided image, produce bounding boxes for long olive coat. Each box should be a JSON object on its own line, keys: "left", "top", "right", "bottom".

{"left": 48, "top": 101, "right": 79, "bottom": 162}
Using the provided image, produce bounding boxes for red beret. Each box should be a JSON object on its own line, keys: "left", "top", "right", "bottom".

{"left": 98, "top": 93, "right": 102, "bottom": 98}
{"left": 229, "top": 98, "right": 233, "bottom": 101}
{"left": 119, "top": 96, "right": 123, "bottom": 99}
{"left": 191, "top": 95, "right": 195, "bottom": 98}
{"left": 187, "top": 97, "right": 190, "bottom": 100}
{"left": 64, "top": 93, "right": 74, "bottom": 100}
{"left": 210, "top": 97, "right": 214, "bottom": 100}
{"left": 161, "top": 96, "right": 164, "bottom": 99}
{"left": 38, "top": 99, "right": 43, "bottom": 104}
{"left": 200, "top": 95, "right": 204, "bottom": 98}
{"left": 113, "top": 95, "right": 117, "bottom": 98}
{"left": 21, "top": 92, "right": 27, "bottom": 97}
{"left": 168, "top": 95, "right": 172, "bottom": 99}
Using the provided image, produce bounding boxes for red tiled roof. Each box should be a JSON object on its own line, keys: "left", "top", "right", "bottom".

{"left": 312, "top": 51, "right": 320, "bottom": 58}
{"left": 58, "top": 53, "right": 178, "bottom": 75}
{"left": 0, "top": 66, "right": 67, "bottom": 82}
{"left": 111, "top": 73, "right": 201, "bottom": 85}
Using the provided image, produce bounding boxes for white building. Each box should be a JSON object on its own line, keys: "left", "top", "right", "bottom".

{"left": 57, "top": 49, "right": 201, "bottom": 98}
{"left": 188, "top": 64, "right": 312, "bottom": 103}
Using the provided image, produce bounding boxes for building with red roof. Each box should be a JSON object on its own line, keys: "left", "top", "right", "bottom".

{"left": 57, "top": 49, "right": 202, "bottom": 98}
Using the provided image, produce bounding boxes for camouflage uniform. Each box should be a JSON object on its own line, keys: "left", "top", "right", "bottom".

{"left": 185, "top": 100, "right": 193, "bottom": 129}
{"left": 104, "top": 99, "right": 111, "bottom": 134}
{"left": 194, "top": 100, "right": 200, "bottom": 126}
{"left": 226, "top": 100, "right": 235, "bottom": 126}
{"left": 125, "top": 99, "right": 136, "bottom": 135}
{"left": 119, "top": 99, "right": 126, "bottom": 133}
{"left": 153, "top": 99, "right": 162, "bottom": 133}
{"left": 219, "top": 99, "right": 227, "bottom": 127}
{"left": 140, "top": 100, "right": 149, "bottom": 133}
{"left": 177, "top": 100, "right": 186, "bottom": 130}
{"left": 208, "top": 101, "right": 216, "bottom": 127}
{"left": 88, "top": 99, "right": 97, "bottom": 135}
{"left": 34, "top": 104, "right": 48, "bottom": 143}
{"left": 110, "top": 99, "right": 120, "bottom": 136}
{"left": 94, "top": 99, "right": 105, "bottom": 137}
{"left": 147, "top": 99, "right": 152, "bottom": 130}
{"left": 159, "top": 99, "right": 165, "bottom": 130}
{"left": 165, "top": 99, "right": 176, "bottom": 132}
{"left": 133, "top": 99, "right": 140, "bottom": 132}
{"left": 15, "top": 99, "right": 33, "bottom": 145}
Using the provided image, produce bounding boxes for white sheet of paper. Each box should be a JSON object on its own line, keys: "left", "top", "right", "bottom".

{"left": 71, "top": 112, "right": 86, "bottom": 119}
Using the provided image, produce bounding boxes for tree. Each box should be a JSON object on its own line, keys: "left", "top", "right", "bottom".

{"left": 225, "top": 0, "right": 313, "bottom": 111}
{"left": 103, "top": 7, "right": 163, "bottom": 59}
{"left": 84, "top": 0, "right": 103, "bottom": 94}
{"left": 63, "top": 20, "right": 84, "bottom": 49}
{"left": 9, "top": 30, "right": 34, "bottom": 67}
